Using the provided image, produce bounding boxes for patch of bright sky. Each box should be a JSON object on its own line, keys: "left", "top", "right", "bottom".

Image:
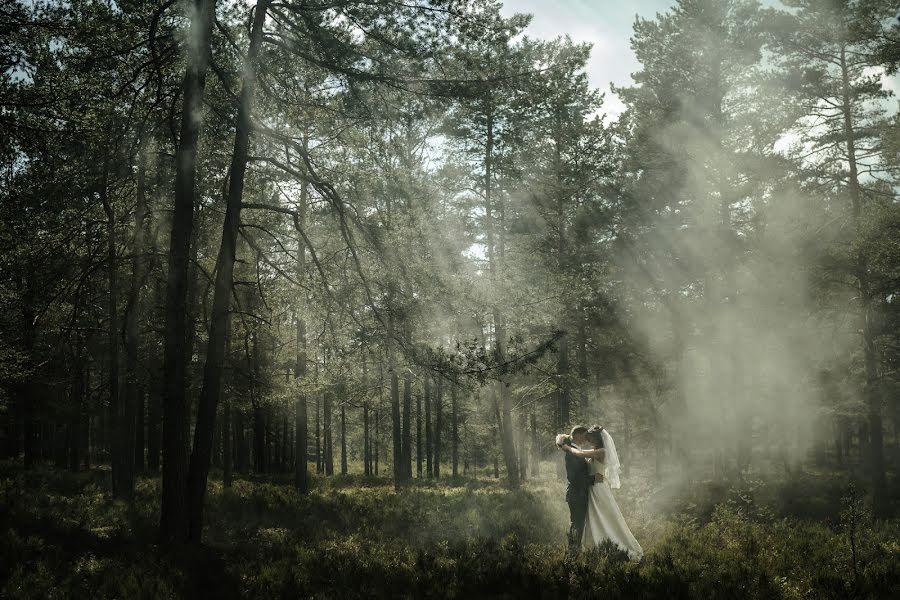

{"left": 499, "top": 0, "right": 678, "bottom": 118}
{"left": 498, "top": 0, "right": 880, "bottom": 120}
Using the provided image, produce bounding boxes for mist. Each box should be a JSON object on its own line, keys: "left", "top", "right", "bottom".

{"left": 1, "top": 0, "right": 899, "bottom": 597}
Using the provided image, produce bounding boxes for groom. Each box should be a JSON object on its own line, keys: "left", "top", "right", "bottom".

{"left": 560, "top": 425, "right": 593, "bottom": 555}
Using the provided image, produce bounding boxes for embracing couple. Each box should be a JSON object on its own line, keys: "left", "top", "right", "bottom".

{"left": 556, "top": 425, "right": 643, "bottom": 561}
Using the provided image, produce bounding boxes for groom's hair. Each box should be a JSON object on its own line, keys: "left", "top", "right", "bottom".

{"left": 570, "top": 425, "right": 588, "bottom": 437}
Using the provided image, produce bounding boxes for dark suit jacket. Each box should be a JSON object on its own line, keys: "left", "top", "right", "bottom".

{"left": 565, "top": 444, "right": 590, "bottom": 504}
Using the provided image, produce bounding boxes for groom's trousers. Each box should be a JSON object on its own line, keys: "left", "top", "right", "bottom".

{"left": 566, "top": 490, "right": 588, "bottom": 552}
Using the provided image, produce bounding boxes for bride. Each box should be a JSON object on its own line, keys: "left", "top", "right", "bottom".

{"left": 560, "top": 425, "right": 643, "bottom": 561}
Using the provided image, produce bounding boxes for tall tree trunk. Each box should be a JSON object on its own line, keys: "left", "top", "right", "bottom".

{"left": 434, "top": 376, "right": 442, "bottom": 479}
{"left": 840, "top": 45, "right": 886, "bottom": 516}
{"left": 236, "top": 411, "right": 248, "bottom": 473}
{"left": 518, "top": 411, "right": 527, "bottom": 481}
{"left": 496, "top": 322, "right": 518, "bottom": 487}
{"left": 265, "top": 408, "right": 273, "bottom": 473}
{"left": 324, "top": 389, "right": 333, "bottom": 476}
{"left": 425, "top": 375, "right": 432, "bottom": 478}
{"left": 553, "top": 117, "right": 573, "bottom": 429}
{"left": 288, "top": 416, "right": 294, "bottom": 471}
{"left": 83, "top": 370, "right": 92, "bottom": 470}
{"left": 270, "top": 409, "right": 278, "bottom": 472}
{"left": 212, "top": 416, "right": 222, "bottom": 468}
{"left": 451, "top": 381, "right": 458, "bottom": 478}
{"left": 13, "top": 284, "right": 36, "bottom": 464}
{"left": 223, "top": 401, "right": 232, "bottom": 487}
{"left": 147, "top": 279, "right": 164, "bottom": 474}
{"left": 315, "top": 393, "right": 321, "bottom": 474}
{"left": 253, "top": 408, "right": 265, "bottom": 473}
{"left": 70, "top": 349, "right": 86, "bottom": 472}
{"left": 557, "top": 332, "right": 570, "bottom": 429}
{"left": 183, "top": 224, "right": 201, "bottom": 456}
{"left": 2, "top": 382, "right": 19, "bottom": 460}
{"left": 267, "top": 408, "right": 275, "bottom": 473}
{"left": 374, "top": 406, "right": 380, "bottom": 476}
{"left": 281, "top": 409, "right": 288, "bottom": 472}
{"left": 101, "top": 160, "right": 130, "bottom": 499}
{"left": 391, "top": 369, "right": 401, "bottom": 485}
{"left": 248, "top": 331, "right": 265, "bottom": 475}
{"left": 362, "top": 354, "right": 370, "bottom": 476}
{"left": 294, "top": 129, "right": 310, "bottom": 489}
{"left": 416, "top": 381, "right": 422, "bottom": 478}
{"left": 402, "top": 370, "right": 412, "bottom": 479}
{"left": 123, "top": 142, "right": 150, "bottom": 488}
{"left": 231, "top": 412, "right": 239, "bottom": 473}
{"left": 483, "top": 109, "right": 518, "bottom": 488}
{"left": 185, "top": 0, "right": 270, "bottom": 542}
{"left": 577, "top": 317, "right": 588, "bottom": 419}
{"left": 340, "top": 393, "right": 347, "bottom": 476}
{"left": 294, "top": 308, "right": 308, "bottom": 489}
{"left": 160, "top": 0, "right": 217, "bottom": 544}
{"left": 135, "top": 386, "right": 145, "bottom": 472}
{"left": 364, "top": 401, "right": 370, "bottom": 476}
{"left": 221, "top": 320, "right": 233, "bottom": 487}
{"left": 148, "top": 371, "right": 161, "bottom": 473}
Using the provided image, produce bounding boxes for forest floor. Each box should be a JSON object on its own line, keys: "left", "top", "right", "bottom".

{"left": 1, "top": 460, "right": 898, "bottom": 599}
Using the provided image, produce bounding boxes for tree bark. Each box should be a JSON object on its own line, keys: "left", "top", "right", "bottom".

{"left": 148, "top": 366, "right": 161, "bottom": 473}
{"left": 416, "top": 381, "right": 422, "bottom": 478}
{"left": 518, "top": 410, "right": 527, "bottom": 481}
{"left": 557, "top": 332, "right": 570, "bottom": 429}
{"left": 233, "top": 410, "right": 245, "bottom": 473}
{"left": 101, "top": 158, "right": 131, "bottom": 499}
{"left": 247, "top": 330, "right": 265, "bottom": 476}
{"left": 315, "top": 392, "right": 321, "bottom": 474}
{"left": 294, "top": 127, "right": 310, "bottom": 489}
{"left": 223, "top": 399, "right": 232, "bottom": 487}
{"left": 402, "top": 370, "right": 412, "bottom": 479}
{"left": 70, "top": 350, "right": 86, "bottom": 471}
{"left": 124, "top": 142, "right": 150, "bottom": 487}
{"left": 451, "top": 381, "right": 458, "bottom": 478}
{"left": 183, "top": 225, "right": 200, "bottom": 455}
{"left": 364, "top": 401, "right": 370, "bottom": 476}
{"left": 294, "top": 311, "right": 308, "bottom": 489}
{"left": 185, "top": 0, "right": 270, "bottom": 542}
{"left": 280, "top": 409, "right": 288, "bottom": 472}
{"left": 147, "top": 279, "right": 164, "bottom": 474}
{"left": 135, "top": 386, "right": 145, "bottom": 472}
{"left": 340, "top": 392, "right": 347, "bottom": 476}
{"left": 434, "top": 376, "right": 442, "bottom": 479}
{"left": 577, "top": 318, "right": 588, "bottom": 419}
{"left": 425, "top": 375, "right": 432, "bottom": 478}
{"left": 482, "top": 108, "right": 518, "bottom": 488}
{"left": 212, "top": 415, "right": 222, "bottom": 468}
{"left": 840, "top": 45, "right": 886, "bottom": 516}
{"left": 374, "top": 406, "right": 380, "bottom": 476}
{"left": 391, "top": 369, "right": 401, "bottom": 484}
{"left": 160, "top": 0, "right": 217, "bottom": 544}
{"left": 324, "top": 389, "right": 333, "bottom": 476}
{"left": 253, "top": 419, "right": 265, "bottom": 472}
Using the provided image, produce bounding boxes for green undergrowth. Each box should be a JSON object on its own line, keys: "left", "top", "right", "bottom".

{"left": 1, "top": 462, "right": 898, "bottom": 599}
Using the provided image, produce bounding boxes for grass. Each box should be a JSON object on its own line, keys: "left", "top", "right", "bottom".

{"left": 1, "top": 461, "right": 898, "bottom": 599}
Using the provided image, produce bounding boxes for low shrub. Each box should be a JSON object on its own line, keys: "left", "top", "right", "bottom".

{"left": 1, "top": 461, "right": 897, "bottom": 599}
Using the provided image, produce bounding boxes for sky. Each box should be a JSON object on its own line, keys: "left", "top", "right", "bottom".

{"left": 499, "top": 0, "right": 676, "bottom": 117}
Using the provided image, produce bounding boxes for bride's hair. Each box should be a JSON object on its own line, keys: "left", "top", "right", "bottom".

{"left": 586, "top": 425, "right": 604, "bottom": 446}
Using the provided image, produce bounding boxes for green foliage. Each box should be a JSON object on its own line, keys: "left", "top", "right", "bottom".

{"left": 2, "top": 462, "right": 899, "bottom": 599}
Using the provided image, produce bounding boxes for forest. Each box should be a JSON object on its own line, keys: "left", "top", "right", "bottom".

{"left": 1, "top": 0, "right": 900, "bottom": 598}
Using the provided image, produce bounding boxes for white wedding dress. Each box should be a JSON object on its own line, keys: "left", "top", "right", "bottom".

{"left": 581, "top": 430, "right": 643, "bottom": 561}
